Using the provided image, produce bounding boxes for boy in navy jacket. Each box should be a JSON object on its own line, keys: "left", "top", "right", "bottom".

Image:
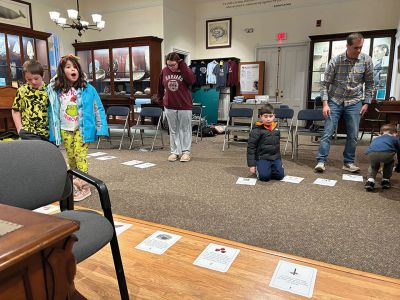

{"left": 364, "top": 124, "right": 399, "bottom": 191}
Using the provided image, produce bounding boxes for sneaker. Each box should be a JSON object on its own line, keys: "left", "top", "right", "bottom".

{"left": 342, "top": 163, "right": 360, "bottom": 173}
{"left": 180, "top": 153, "right": 191, "bottom": 162}
{"left": 364, "top": 180, "right": 375, "bottom": 192}
{"left": 168, "top": 154, "right": 179, "bottom": 162}
{"left": 74, "top": 187, "right": 92, "bottom": 202}
{"left": 314, "top": 162, "right": 325, "bottom": 173}
{"left": 381, "top": 179, "right": 391, "bottom": 189}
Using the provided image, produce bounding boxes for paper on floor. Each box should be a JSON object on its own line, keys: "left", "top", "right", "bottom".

{"left": 121, "top": 160, "right": 144, "bottom": 166}
{"left": 193, "top": 243, "right": 240, "bottom": 273}
{"left": 96, "top": 156, "right": 117, "bottom": 161}
{"left": 134, "top": 162, "right": 156, "bottom": 169}
{"left": 236, "top": 177, "right": 257, "bottom": 185}
{"left": 313, "top": 178, "right": 337, "bottom": 187}
{"left": 342, "top": 174, "right": 364, "bottom": 182}
{"left": 281, "top": 176, "right": 304, "bottom": 184}
{"left": 135, "top": 231, "right": 182, "bottom": 255}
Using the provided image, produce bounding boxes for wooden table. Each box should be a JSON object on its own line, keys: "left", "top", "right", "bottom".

{"left": 0, "top": 204, "right": 80, "bottom": 300}
{"left": 0, "top": 86, "right": 17, "bottom": 132}
{"left": 75, "top": 214, "right": 400, "bottom": 299}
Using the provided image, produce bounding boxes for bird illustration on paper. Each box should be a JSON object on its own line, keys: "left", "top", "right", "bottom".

{"left": 0, "top": 6, "right": 26, "bottom": 20}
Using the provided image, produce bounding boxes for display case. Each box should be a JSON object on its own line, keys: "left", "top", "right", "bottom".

{"left": 307, "top": 29, "right": 397, "bottom": 107}
{"left": 0, "top": 24, "right": 51, "bottom": 87}
{"left": 73, "top": 36, "right": 162, "bottom": 99}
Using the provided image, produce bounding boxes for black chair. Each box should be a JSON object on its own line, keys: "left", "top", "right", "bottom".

{"left": 360, "top": 108, "right": 386, "bottom": 142}
{"left": 292, "top": 109, "right": 325, "bottom": 159}
{"left": 0, "top": 140, "right": 129, "bottom": 300}
{"left": 222, "top": 106, "right": 254, "bottom": 151}
{"left": 129, "top": 106, "right": 164, "bottom": 152}
{"left": 274, "top": 108, "right": 294, "bottom": 155}
{"left": 192, "top": 105, "right": 204, "bottom": 143}
{"left": 279, "top": 104, "right": 290, "bottom": 109}
{"left": 98, "top": 106, "right": 131, "bottom": 150}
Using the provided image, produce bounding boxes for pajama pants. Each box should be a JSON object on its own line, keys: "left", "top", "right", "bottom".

{"left": 164, "top": 108, "right": 192, "bottom": 156}
{"left": 61, "top": 129, "right": 89, "bottom": 173}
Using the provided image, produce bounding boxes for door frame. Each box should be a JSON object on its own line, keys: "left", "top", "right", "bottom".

{"left": 255, "top": 42, "right": 310, "bottom": 110}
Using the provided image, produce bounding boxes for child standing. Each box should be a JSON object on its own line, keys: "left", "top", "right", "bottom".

{"left": 364, "top": 124, "right": 399, "bottom": 191}
{"left": 247, "top": 104, "right": 284, "bottom": 181}
{"left": 47, "top": 54, "right": 108, "bottom": 201}
{"left": 12, "top": 60, "right": 49, "bottom": 140}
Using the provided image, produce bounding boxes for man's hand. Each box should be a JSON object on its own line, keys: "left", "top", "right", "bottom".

{"left": 322, "top": 102, "right": 330, "bottom": 119}
{"left": 249, "top": 166, "right": 256, "bottom": 174}
{"left": 360, "top": 104, "right": 368, "bottom": 116}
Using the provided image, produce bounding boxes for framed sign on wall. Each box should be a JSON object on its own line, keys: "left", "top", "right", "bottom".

{"left": 238, "top": 61, "right": 265, "bottom": 97}
{"left": 206, "top": 18, "right": 232, "bottom": 49}
{"left": 0, "top": 0, "right": 32, "bottom": 29}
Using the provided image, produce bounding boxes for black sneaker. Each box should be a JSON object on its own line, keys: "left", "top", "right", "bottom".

{"left": 381, "top": 179, "right": 391, "bottom": 189}
{"left": 364, "top": 181, "right": 375, "bottom": 192}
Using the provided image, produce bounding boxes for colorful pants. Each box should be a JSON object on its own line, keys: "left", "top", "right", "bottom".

{"left": 61, "top": 129, "right": 89, "bottom": 173}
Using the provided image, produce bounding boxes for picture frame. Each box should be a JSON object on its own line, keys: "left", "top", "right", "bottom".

{"left": 0, "top": 0, "right": 32, "bottom": 29}
{"left": 206, "top": 18, "right": 232, "bottom": 49}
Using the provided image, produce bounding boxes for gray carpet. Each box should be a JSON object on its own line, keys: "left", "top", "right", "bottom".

{"left": 75, "top": 133, "right": 400, "bottom": 278}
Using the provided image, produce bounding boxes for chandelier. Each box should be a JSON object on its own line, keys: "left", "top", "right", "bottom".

{"left": 49, "top": 0, "right": 105, "bottom": 37}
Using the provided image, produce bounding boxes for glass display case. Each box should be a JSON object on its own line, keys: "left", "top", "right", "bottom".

{"left": 73, "top": 36, "right": 162, "bottom": 99}
{"left": 0, "top": 24, "right": 50, "bottom": 87}
{"left": 308, "top": 29, "right": 396, "bottom": 105}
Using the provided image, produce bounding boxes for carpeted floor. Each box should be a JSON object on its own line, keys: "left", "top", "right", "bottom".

{"left": 75, "top": 132, "right": 400, "bottom": 279}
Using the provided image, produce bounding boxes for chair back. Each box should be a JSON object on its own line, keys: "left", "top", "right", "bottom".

{"left": 107, "top": 106, "right": 130, "bottom": 117}
{"left": 314, "top": 96, "right": 323, "bottom": 108}
{"left": 0, "top": 141, "right": 68, "bottom": 210}
{"left": 274, "top": 108, "right": 294, "bottom": 119}
{"left": 229, "top": 107, "right": 253, "bottom": 118}
{"left": 192, "top": 105, "right": 202, "bottom": 116}
{"left": 140, "top": 106, "right": 163, "bottom": 118}
{"left": 297, "top": 109, "right": 324, "bottom": 121}
{"left": 279, "top": 104, "right": 290, "bottom": 109}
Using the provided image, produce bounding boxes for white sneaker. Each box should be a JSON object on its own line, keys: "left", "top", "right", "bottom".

{"left": 342, "top": 163, "right": 360, "bottom": 173}
{"left": 73, "top": 186, "right": 91, "bottom": 202}
{"left": 314, "top": 162, "right": 325, "bottom": 172}
{"left": 168, "top": 154, "right": 179, "bottom": 162}
{"left": 180, "top": 153, "right": 191, "bottom": 162}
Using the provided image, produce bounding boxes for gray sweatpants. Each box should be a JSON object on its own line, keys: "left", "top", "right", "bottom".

{"left": 367, "top": 151, "right": 396, "bottom": 180}
{"left": 165, "top": 108, "right": 192, "bottom": 156}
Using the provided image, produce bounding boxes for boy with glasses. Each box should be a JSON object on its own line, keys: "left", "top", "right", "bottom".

{"left": 247, "top": 104, "right": 284, "bottom": 181}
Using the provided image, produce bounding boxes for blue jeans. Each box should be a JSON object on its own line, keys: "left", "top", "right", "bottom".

{"left": 316, "top": 100, "right": 361, "bottom": 164}
{"left": 256, "top": 159, "right": 284, "bottom": 181}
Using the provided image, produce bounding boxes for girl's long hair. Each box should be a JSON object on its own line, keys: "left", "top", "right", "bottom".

{"left": 54, "top": 55, "right": 87, "bottom": 92}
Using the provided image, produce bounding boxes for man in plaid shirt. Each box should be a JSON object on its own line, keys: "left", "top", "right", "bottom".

{"left": 315, "top": 32, "right": 374, "bottom": 173}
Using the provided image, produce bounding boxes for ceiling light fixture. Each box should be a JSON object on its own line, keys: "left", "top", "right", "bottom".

{"left": 49, "top": 0, "right": 105, "bottom": 37}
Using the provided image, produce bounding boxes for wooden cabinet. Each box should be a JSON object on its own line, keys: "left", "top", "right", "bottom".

{"left": 307, "top": 29, "right": 397, "bottom": 108}
{"left": 73, "top": 36, "right": 162, "bottom": 100}
{"left": 0, "top": 24, "right": 51, "bottom": 86}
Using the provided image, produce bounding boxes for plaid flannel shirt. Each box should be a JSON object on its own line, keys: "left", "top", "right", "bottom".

{"left": 321, "top": 52, "right": 374, "bottom": 106}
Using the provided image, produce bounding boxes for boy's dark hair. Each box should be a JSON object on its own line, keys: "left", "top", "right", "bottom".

{"left": 259, "top": 104, "right": 274, "bottom": 116}
{"left": 55, "top": 54, "right": 87, "bottom": 92}
{"left": 23, "top": 59, "right": 44, "bottom": 77}
{"left": 380, "top": 124, "right": 397, "bottom": 135}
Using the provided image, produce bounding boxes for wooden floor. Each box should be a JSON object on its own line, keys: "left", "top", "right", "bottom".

{"left": 74, "top": 213, "right": 400, "bottom": 299}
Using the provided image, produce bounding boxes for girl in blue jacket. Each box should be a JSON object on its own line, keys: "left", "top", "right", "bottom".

{"left": 47, "top": 54, "right": 108, "bottom": 201}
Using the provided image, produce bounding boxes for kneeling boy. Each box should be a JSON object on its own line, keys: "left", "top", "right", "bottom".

{"left": 247, "top": 104, "right": 284, "bottom": 181}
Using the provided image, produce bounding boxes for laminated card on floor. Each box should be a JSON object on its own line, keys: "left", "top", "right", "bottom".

{"left": 121, "top": 160, "right": 143, "bottom": 166}
{"left": 134, "top": 162, "right": 156, "bottom": 169}
{"left": 342, "top": 174, "right": 364, "bottom": 182}
{"left": 313, "top": 178, "right": 337, "bottom": 187}
{"left": 193, "top": 243, "right": 240, "bottom": 273}
{"left": 269, "top": 260, "right": 317, "bottom": 298}
{"left": 135, "top": 231, "right": 182, "bottom": 255}
{"left": 281, "top": 176, "right": 304, "bottom": 184}
{"left": 236, "top": 177, "right": 257, "bottom": 185}
{"left": 113, "top": 221, "right": 132, "bottom": 236}
{"left": 96, "top": 156, "right": 117, "bottom": 161}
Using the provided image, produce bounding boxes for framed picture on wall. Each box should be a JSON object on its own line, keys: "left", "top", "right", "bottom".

{"left": 0, "top": 0, "right": 32, "bottom": 29}
{"left": 206, "top": 18, "right": 232, "bottom": 49}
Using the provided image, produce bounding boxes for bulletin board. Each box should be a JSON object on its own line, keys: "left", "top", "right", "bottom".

{"left": 238, "top": 61, "right": 265, "bottom": 98}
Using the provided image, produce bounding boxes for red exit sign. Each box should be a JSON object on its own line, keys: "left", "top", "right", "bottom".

{"left": 276, "top": 32, "right": 287, "bottom": 41}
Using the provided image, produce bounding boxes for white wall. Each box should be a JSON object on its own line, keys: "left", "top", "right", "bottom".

{"left": 163, "top": 0, "right": 196, "bottom": 61}
{"left": 194, "top": 0, "right": 400, "bottom": 60}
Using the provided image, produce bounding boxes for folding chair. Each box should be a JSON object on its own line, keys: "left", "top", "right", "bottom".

{"left": 192, "top": 105, "right": 204, "bottom": 143}
{"left": 97, "top": 106, "right": 131, "bottom": 150}
{"left": 222, "top": 106, "right": 254, "bottom": 151}
{"left": 292, "top": 109, "right": 325, "bottom": 159}
{"left": 0, "top": 141, "right": 129, "bottom": 299}
{"left": 129, "top": 106, "right": 164, "bottom": 151}
{"left": 274, "top": 108, "right": 294, "bottom": 155}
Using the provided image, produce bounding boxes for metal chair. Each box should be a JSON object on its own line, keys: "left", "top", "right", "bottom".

{"left": 274, "top": 108, "right": 294, "bottom": 155}
{"left": 292, "top": 109, "right": 325, "bottom": 159}
{"left": 360, "top": 108, "right": 386, "bottom": 142}
{"left": 97, "top": 106, "right": 131, "bottom": 150}
{"left": 129, "top": 106, "right": 164, "bottom": 152}
{"left": 0, "top": 140, "right": 129, "bottom": 299}
{"left": 279, "top": 104, "right": 290, "bottom": 109}
{"left": 222, "top": 106, "right": 254, "bottom": 151}
{"left": 192, "top": 105, "right": 204, "bottom": 143}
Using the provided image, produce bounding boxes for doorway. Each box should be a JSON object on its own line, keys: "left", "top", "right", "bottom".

{"left": 256, "top": 43, "right": 308, "bottom": 117}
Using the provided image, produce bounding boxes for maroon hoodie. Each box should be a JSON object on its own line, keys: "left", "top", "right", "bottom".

{"left": 157, "top": 61, "right": 196, "bottom": 110}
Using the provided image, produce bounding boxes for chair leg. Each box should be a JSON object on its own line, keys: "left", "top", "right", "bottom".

{"left": 222, "top": 131, "right": 227, "bottom": 151}
{"left": 128, "top": 130, "right": 136, "bottom": 150}
{"left": 140, "top": 130, "right": 144, "bottom": 146}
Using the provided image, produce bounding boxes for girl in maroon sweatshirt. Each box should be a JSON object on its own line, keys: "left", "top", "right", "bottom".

{"left": 157, "top": 52, "right": 196, "bottom": 162}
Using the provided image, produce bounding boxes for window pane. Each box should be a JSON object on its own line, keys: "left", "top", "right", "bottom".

{"left": 331, "top": 40, "right": 346, "bottom": 58}
{"left": 112, "top": 47, "right": 130, "bottom": 95}
{"left": 22, "top": 36, "right": 35, "bottom": 61}
{"left": 131, "top": 46, "right": 150, "bottom": 95}
{"left": 36, "top": 39, "right": 48, "bottom": 70}
{"left": 0, "top": 33, "right": 8, "bottom": 86}
{"left": 313, "top": 42, "right": 329, "bottom": 71}
{"left": 372, "top": 37, "right": 391, "bottom": 99}
{"left": 93, "top": 49, "right": 110, "bottom": 95}
{"left": 7, "top": 34, "right": 23, "bottom": 83}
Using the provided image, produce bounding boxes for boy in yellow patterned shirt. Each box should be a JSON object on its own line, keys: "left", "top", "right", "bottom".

{"left": 12, "top": 60, "right": 49, "bottom": 140}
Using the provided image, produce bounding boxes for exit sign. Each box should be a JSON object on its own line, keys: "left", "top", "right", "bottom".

{"left": 276, "top": 32, "right": 287, "bottom": 41}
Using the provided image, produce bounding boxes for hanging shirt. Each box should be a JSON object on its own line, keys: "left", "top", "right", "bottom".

{"left": 206, "top": 60, "right": 218, "bottom": 84}
{"left": 60, "top": 88, "right": 79, "bottom": 131}
{"left": 227, "top": 60, "right": 239, "bottom": 87}
{"left": 197, "top": 62, "right": 207, "bottom": 85}
{"left": 214, "top": 61, "right": 228, "bottom": 88}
